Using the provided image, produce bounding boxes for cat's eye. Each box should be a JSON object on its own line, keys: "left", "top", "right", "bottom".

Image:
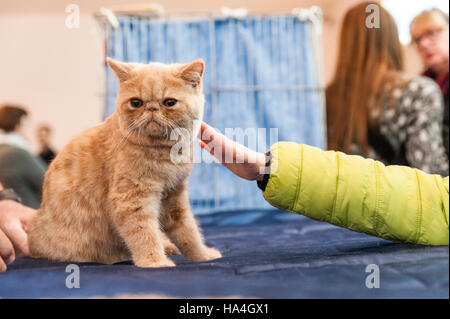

{"left": 130, "top": 98, "right": 143, "bottom": 108}
{"left": 163, "top": 98, "right": 177, "bottom": 107}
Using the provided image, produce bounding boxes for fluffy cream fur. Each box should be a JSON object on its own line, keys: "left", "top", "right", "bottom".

{"left": 28, "top": 58, "right": 221, "bottom": 267}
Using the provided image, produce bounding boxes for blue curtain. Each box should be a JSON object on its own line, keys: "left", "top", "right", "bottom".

{"left": 103, "top": 15, "right": 326, "bottom": 214}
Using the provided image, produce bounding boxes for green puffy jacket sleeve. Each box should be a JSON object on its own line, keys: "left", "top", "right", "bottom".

{"left": 262, "top": 142, "right": 449, "bottom": 245}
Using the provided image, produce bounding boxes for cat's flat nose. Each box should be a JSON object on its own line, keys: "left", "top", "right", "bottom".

{"left": 145, "top": 103, "right": 159, "bottom": 112}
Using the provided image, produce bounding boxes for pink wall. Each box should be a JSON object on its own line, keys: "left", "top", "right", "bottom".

{"left": 0, "top": 12, "right": 103, "bottom": 152}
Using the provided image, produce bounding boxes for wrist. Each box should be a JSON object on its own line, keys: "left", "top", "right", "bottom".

{"left": 256, "top": 152, "right": 271, "bottom": 190}
{"left": 0, "top": 189, "right": 22, "bottom": 204}
{"left": 255, "top": 152, "right": 268, "bottom": 181}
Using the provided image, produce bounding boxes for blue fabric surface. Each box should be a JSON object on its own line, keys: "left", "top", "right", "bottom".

{"left": 103, "top": 15, "right": 326, "bottom": 214}
{"left": 1, "top": 210, "right": 448, "bottom": 298}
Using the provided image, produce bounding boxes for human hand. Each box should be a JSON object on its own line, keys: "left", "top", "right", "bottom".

{"left": 0, "top": 200, "right": 36, "bottom": 272}
{"left": 198, "top": 122, "right": 268, "bottom": 181}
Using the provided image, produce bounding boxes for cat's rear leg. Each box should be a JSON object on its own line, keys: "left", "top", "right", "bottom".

{"left": 161, "top": 232, "right": 180, "bottom": 255}
{"left": 161, "top": 183, "right": 222, "bottom": 261}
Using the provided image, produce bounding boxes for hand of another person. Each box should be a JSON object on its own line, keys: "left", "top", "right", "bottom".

{"left": 0, "top": 200, "right": 36, "bottom": 272}
{"left": 198, "top": 121, "right": 268, "bottom": 181}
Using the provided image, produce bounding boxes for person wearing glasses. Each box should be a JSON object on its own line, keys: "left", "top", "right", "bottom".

{"left": 411, "top": 9, "right": 449, "bottom": 156}
{"left": 326, "top": 2, "right": 448, "bottom": 177}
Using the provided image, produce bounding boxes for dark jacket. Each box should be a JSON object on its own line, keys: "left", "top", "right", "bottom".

{"left": 0, "top": 144, "right": 46, "bottom": 209}
{"left": 368, "top": 76, "right": 448, "bottom": 177}
{"left": 423, "top": 69, "right": 449, "bottom": 157}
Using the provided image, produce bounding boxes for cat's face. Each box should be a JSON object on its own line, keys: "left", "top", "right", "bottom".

{"left": 108, "top": 58, "right": 205, "bottom": 141}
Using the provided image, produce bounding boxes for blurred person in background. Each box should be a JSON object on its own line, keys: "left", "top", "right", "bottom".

{"left": 36, "top": 123, "right": 57, "bottom": 165}
{"left": 410, "top": 8, "right": 449, "bottom": 157}
{"left": 326, "top": 2, "right": 448, "bottom": 176}
{"left": 0, "top": 105, "right": 46, "bottom": 209}
{"left": 0, "top": 105, "right": 30, "bottom": 151}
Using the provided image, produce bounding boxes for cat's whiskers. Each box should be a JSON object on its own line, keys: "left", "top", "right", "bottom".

{"left": 107, "top": 119, "right": 141, "bottom": 158}
{"left": 156, "top": 116, "right": 178, "bottom": 139}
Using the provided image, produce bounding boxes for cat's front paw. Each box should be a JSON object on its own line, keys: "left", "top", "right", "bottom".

{"left": 187, "top": 247, "right": 222, "bottom": 261}
{"left": 134, "top": 257, "right": 176, "bottom": 268}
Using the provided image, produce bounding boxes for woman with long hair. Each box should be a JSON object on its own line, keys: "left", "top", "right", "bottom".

{"left": 326, "top": 2, "right": 448, "bottom": 176}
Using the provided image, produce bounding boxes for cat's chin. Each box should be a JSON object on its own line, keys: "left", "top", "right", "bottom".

{"left": 146, "top": 126, "right": 171, "bottom": 139}
{"left": 146, "top": 121, "right": 164, "bottom": 132}
{"left": 127, "top": 128, "right": 179, "bottom": 146}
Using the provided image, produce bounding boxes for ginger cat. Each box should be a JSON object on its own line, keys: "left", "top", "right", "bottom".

{"left": 28, "top": 58, "right": 221, "bottom": 267}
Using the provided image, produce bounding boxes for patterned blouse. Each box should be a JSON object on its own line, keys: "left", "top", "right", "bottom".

{"left": 367, "top": 75, "right": 449, "bottom": 176}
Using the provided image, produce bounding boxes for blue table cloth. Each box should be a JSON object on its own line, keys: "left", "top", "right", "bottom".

{"left": 1, "top": 209, "right": 448, "bottom": 298}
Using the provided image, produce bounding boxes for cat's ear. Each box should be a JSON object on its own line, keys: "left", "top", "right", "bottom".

{"left": 179, "top": 59, "right": 205, "bottom": 87}
{"left": 107, "top": 57, "right": 133, "bottom": 82}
